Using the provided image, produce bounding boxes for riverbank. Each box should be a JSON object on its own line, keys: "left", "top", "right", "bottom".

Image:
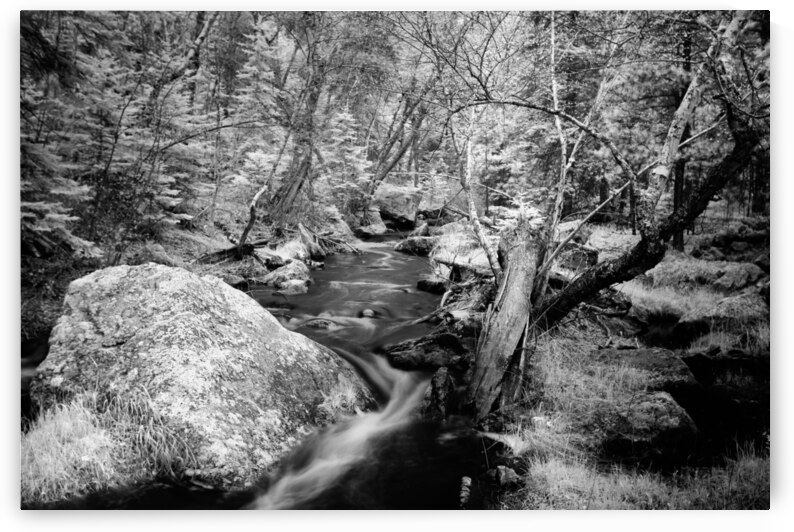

{"left": 20, "top": 207, "right": 770, "bottom": 509}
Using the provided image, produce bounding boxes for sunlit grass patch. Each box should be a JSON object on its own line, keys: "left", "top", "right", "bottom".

{"left": 529, "top": 329, "right": 651, "bottom": 422}
{"left": 21, "top": 398, "right": 118, "bottom": 504}
{"left": 615, "top": 278, "right": 723, "bottom": 320}
{"left": 502, "top": 447, "right": 769, "bottom": 510}
{"left": 21, "top": 391, "right": 196, "bottom": 506}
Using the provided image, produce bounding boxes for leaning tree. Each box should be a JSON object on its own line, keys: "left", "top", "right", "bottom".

{"left": 435, "top": 10, "right": 769, "bottom": 420}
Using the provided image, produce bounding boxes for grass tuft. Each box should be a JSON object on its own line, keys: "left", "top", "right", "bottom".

{"left": 21, "top": 391, "right": 196, "bottom": 506}
{"left": 502, "top": 446, "right": 769, "bottom": 510}
{"left": 687, "top": 321, "right": 770, "bottom": 356}
{"left": 616, "top": 279, "right": 724, "bottom": 320}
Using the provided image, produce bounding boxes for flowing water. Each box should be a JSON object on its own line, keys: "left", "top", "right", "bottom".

{"left": 250, "top": 238, "right": 441, "bottom": 353}
{"left": 245, "top": 238, "right": 482, "bottom": 509}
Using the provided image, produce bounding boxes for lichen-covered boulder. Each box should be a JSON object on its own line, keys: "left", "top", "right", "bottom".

{"left": 592, "top": 348, "right": 703, "bottom": 411}
{"left": 30, "top": 263, "right": 372, "bottom": 488}
{"left": 646, "top": 254, "right": 764, "bottom": 293}
{"left": 374, "top": 183, "right": 423, "bottom": 227}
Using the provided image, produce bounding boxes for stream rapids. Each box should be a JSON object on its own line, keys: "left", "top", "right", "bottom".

{"left": 245, "top": 238, "right": 484, "bottom": 509}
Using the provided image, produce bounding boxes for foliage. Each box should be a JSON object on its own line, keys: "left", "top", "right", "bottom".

{"left": 20, "top": 10, "right": 769, "bottom": 251}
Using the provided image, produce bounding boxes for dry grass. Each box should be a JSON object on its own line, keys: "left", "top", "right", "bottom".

{"left": 528, "top": 328, "right": 651, "bottom": 423}
{"left": 21, "top": 391, "right": 196, "bottom": 506}
{"left": 502, "top": 448, "right": 769, "bottom": 510}
{"left": 21, "top": 398, "right": 118, "bottom": 504}
{"left": 615, "top": 278, "right": 724, "bottom": 320}
{"left": 497, "top": 324, "right": 769, "bottom": 510}
{"left": 687, "top": 321, "right": 770, "bottom": 356}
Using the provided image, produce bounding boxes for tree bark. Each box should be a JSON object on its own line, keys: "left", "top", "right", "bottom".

{"left": 465, "top": 221, "right": 539, "bottom": 421}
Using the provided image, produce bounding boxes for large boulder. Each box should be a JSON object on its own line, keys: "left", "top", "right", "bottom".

{"left": 673, "top": 291, "right": 769, "bottom": 345}
{"left": 355, "top": 205, "right": 388, "bottom": 237}
{"left": 602, "top": 391, "right": 699, "bottom": 467}
{"left": 394, "top": 236, "right": 438, "bottom": 256}
{"left": 30, "top": 263, "right": 372, "bottom": 489}
{"left": 646, "top": 254, "right": 765, "bottom": 293}
{"left": 258, "top": 260, "right": 312, "bottom": 294}
{"left": 592, "top": 348, "right": 703, "bottom": 410}
{"left": 373, "top": 183, "right": 423, "bottom": 228}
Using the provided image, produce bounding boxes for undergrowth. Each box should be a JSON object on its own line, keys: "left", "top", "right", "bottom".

{"left": 615, "top": 278, "right": 723, "bottom": 320}
{"left": 501, "top": 448, "right": 769, "bottom": 510}
{"left": 497, "top": 322, "right": 769, "bottom": 510}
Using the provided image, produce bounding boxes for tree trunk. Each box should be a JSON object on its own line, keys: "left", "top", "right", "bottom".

{"left": 366, "top": 76, "right": 435, "bottom": 196}
{"left": 465, "top": 220, "right": 539, "bottom": 421}
{"left": 461, "top": 110, "right": 501, "bottom": 279}
{"left": 672, "top": 157, "right": 687, "bottom": 250}
{"left": 270, "top": 43, "right": 325, "bottom": 225}
{"left": 187, "top": 11, "right": 207, "bottom": 111}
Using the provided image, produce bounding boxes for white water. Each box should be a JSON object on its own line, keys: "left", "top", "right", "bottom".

{"left": 245, "top": 241, "right": 462, "bottom": 509}
{"left": 247, "top": 358, "right": 431, "bottom": 509}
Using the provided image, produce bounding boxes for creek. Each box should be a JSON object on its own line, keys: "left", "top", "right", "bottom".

{"left": 244, "top": 237, "right": 486, "bottom": 509}
{"left": 250, "top": 237, "right": 441, "bottom": 354}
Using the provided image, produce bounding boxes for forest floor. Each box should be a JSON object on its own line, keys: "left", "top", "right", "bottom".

{"left": 496, "top": 319, "right": 769, "bottom": 510}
